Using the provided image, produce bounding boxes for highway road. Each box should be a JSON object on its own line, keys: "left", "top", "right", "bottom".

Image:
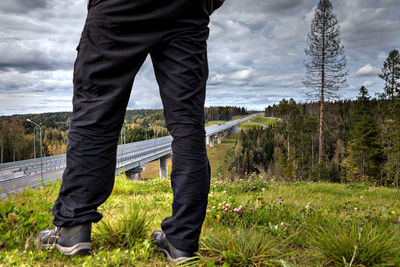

{"left": 0, "top": 113, "right": 262, "bottom": 198}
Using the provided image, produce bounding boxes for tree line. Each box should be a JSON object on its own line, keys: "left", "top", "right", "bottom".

{"left": 231, "top": 0, "right": 400, "bottom": 187}
{"left": 254, "top": 48, "right": 399, "bottom": 186}
{"left": 0, "top": 106, "right": 248, "bottom": 163}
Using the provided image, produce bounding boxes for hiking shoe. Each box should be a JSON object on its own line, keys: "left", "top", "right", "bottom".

{"left": 153, "top": 230, "right": 196, "bottom": 265}
{"left": 35, "top": 223, "right": 92, "bottom": 256}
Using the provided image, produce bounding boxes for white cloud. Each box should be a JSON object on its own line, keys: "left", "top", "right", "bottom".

{"left": 362, "top": 80, "right": 376, "bottom": 88}
{"left": 353, "top": 64, "right": 380, "bottom": 77}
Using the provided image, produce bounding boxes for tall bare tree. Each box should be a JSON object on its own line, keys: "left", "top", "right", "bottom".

{"left": 303, "top": 0, "right": 347, "bottom": 164}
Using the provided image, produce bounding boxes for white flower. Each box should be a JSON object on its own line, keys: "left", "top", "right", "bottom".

{"left": 354, "top": 207, "right": 358, "bottom": 211}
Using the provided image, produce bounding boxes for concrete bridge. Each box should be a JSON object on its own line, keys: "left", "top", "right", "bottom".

{"left": 0, "top": 113, "right": 262, "bottom": 197}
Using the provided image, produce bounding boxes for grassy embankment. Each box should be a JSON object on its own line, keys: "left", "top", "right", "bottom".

{"left": 237, "top": 115, "right": 278, "bottom": 129}
{"left": 1, "top": 176, "right": 400, "bottom": 266}
{"left": 1, "top": 118, "right": 400, "bottom": 266}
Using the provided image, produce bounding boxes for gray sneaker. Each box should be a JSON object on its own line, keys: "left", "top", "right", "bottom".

{"left": 153, "top": 230, "right": 197, "bottom": 265}
{"left": 35, "top": 223, "right": 92, "bottom": 256}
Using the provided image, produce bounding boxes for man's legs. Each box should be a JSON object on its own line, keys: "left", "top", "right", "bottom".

{"left": 37, "top": 0, "right": 211, "bottom": 259}
{"left": 151, "top": 17, "right": 211, "bottom": 253}
{"left": 52, "top": 2, "right": 149, "bottom": 227}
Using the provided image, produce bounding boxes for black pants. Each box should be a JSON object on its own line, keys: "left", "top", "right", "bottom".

{"left": 52, "top": 0, "right": 212, "bottom": 252}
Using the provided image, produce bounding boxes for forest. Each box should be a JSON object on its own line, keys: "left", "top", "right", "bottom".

{"left": 0, "top": 106, "right": 247, "bottom": 163}
{"left": 229, "top": 87, "right": 399, "bottom": 187}
{"left": 229, "top": 47, "right": 400, "bottom": 187}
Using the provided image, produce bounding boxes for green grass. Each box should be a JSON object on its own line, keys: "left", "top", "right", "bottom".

{"left": 250, "top": 115, "right": 278, "bottom": 126}
{"left": 236, "top": 115, "right": 278, "bottom": 129}
{"left": 205, "top": 121, "right": 224, "bottom": 126}
{"left": 1, "top": 176, "right": 400, "bottom": 266}
{"left": 206, "top": 132, "right": 239, "bottom": 177}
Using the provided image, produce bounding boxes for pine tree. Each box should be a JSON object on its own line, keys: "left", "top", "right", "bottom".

{"left": 378, "top": 49, "right": 400, "bottom": 100}
{"left": 344, "top": 86, "right": 382, "bottom": 182}
{"left": 379, "top": 50, "right": 400, "bottom": 187}
{"left": 303, "top": 0, "right": 347, "bottom": 164}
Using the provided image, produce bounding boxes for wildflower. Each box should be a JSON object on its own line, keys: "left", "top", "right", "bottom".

{"left": 360, "top": 195, "right": 364, "bottom": 199}
{"left": 206, "top": 209, "right": 210, "bottom": 214}
{"left": 305, "top": 202, "right": 311, "bottom": 209}
{"left": 398, "top": 216, "right": 400, "bottom": 223}
{"left": 280, "top": 222, "right": 285, "bottom": 227}
{"left": 354, "top": 207, "right": 358, "bottom": 211}
{"left": 218, "top": 203, "right": 221, "bottom": 207}
{"left": 223, "top": 191, "right": 227, "bottom": 194}
{"left": 262, "top": 188, "right": 266, "bottom": 191}
{"left": 250, "top": 208, "right": 254, "bottom": 211}
{"left": 225, "top": 204, "right": 230, "bottom": 208}
{"left": 224, "top": 208, "right": 228, "bottom": 212}
{"left": 391, "top": 211, "right": 395, "bottom": 214}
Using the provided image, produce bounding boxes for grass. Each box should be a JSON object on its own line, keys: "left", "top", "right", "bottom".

{"left": 237, "top": 115, "right": 278, "bottom": 129}
{"left": 206, "top": 133, "right": 239, "bottom": 177}
{"left": 141, "top": 157, "right": 172, "bottom": 179}
{"left": 1, "top": 175, "right": 400, "bottom": 266}
{"left": 205, "top": 121, "right": 224, "bottom": 127}
{"left": 250, "top": 116, "right": 278, "bottom": 126}
{"left": 142, "top": 132, "right": 239, "bottom": 178}
{"left": 93, "top": 204, "right": 150, "bottom": 249}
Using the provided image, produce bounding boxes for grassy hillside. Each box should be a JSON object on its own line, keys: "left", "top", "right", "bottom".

{"left": 1, "top": 175, "right": 399, "bottom": 266}
{"left": 237, "top": 115, "right": 278, "bottom": 129}
{"left": 142, "top": 130, "right": 239, "bottom": 178}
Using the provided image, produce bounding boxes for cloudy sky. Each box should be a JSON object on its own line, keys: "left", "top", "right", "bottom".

{"left": 0, "top": 0, "right": 399, "bottom": 115}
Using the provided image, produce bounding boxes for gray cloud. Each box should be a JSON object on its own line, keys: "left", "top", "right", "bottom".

{"left": 0, "top": 0, "right": 399, "bottom": 115}
{"left": 0, "top": 0, "right": 48, "bottom": 14}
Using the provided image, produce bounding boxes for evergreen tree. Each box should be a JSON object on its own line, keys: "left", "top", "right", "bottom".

{"left": 303, "top": 0, "right": 347, "bottom": 164}
{"left": 378, "top": 49, "right": 400, "bottom": 100}
{"left": 378, "top": 49, "right": 400, "bottom": 187}
{"left": 344, "top": 86, "right": 382, "bottom": 182}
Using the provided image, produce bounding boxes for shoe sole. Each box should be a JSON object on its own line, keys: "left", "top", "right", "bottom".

{"left": 56, "top": 242, "right": 91, "bottom": 256}
{"left": 38, "top": 242, "right": 91, "bottom": 256}
{"left": 155, "top": 247, "right": 193, "bottom": 265}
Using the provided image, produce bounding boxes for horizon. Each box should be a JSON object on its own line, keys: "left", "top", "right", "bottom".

{"left": 1, "top": 0, "right": 399, "bottom": 115}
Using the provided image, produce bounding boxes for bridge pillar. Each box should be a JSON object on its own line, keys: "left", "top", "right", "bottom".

{"left": 126, "top": 167, "right": 144, "bottom": 180}
{"left": 217, "top": 133, "right": 222, "bottom": 144}
{"left": 206, "top": 136, "right": 210, "bottom": 145}
{"left": 210, "top": 135, "right": 215, "bottom": 148}
{"left": 159, "top": 156, "right": 169, "bottom": 179}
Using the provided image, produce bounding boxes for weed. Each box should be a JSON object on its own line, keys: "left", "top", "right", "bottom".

{"left": 201, "top": 224, "right": 290, "bottom": 266}
{"left": 93, "top": 204, "right": 151, "bottom": 249}
{"left": 310, "top": 220, "right": 400, "bottom": 266}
